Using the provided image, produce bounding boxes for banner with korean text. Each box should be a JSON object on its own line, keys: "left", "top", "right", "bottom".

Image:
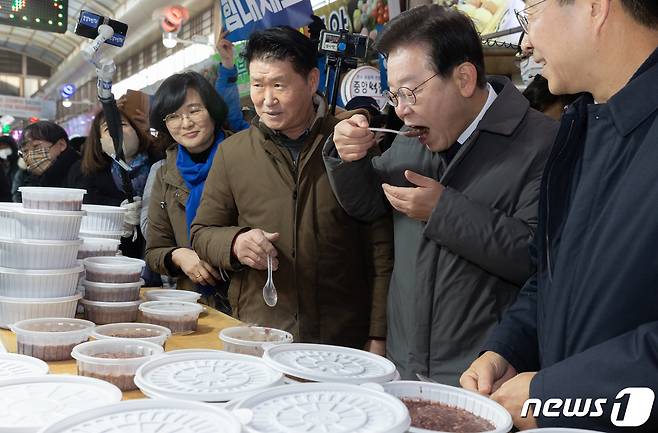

{"left": 221, "top": 0, "right": 314, "bottom": 42}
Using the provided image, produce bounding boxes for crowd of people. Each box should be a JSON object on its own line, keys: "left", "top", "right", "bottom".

{"left": 1, "top": 1, "right": 657, "bottom": 430}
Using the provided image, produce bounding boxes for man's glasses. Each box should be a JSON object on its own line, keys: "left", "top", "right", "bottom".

{"left": 163, "top": 105, "right": 208, "bottom": 129}
{"left": 515, "top": 0, "right": 548, "bottom": 33}
{"left": 383, "top": 72, "right": 439, "bottom": 107}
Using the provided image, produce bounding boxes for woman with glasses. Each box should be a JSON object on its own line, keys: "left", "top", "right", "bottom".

{"left": 144, "top": 71, "right": 232, "bottom": 311}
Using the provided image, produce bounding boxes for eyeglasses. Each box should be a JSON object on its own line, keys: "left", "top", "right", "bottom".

{"left": 515, "top": 0, "right": 548, "bottom": 33}
{"left": 163, "top": 105, "right": 208, "bottom": 129}
{"left": 383, "top": 72, "right": 439, "bottom": 108}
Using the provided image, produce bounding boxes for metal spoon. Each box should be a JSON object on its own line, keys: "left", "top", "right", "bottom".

{"left": 368, "top": 127, "right": 406, "bottom": 135}
{"left": 262, "top": 254, "right": 278, "bottom": 307}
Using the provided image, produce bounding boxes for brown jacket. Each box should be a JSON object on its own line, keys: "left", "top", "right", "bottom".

{"left": 190, "top": 98, "right": 393, "bottom": 348}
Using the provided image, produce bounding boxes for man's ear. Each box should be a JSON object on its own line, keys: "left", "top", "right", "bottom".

{"left": 590, "top": 0, "right": 612, "bottom": 35}
{"left": 308, "top": 67, "right": 320, "bottom": 93}
{"left": 453, "top": 62, "right": 479, "bottom": 98}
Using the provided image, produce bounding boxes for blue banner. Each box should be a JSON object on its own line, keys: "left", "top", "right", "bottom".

{"left": 221, "top": 0, "right": 313, "bottom": 42}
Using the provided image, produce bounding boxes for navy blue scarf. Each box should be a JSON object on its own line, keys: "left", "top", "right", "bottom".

{"left": 176, "top": 131, "right": 224, "bottom": 234}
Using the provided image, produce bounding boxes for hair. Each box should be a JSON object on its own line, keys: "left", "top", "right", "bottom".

{"left": 0, "top": 135, "right": 18, "bottom": 166}
{"left": 242, "top": 26, "right": 318, "bottom": 77}
{"left": 559, "top": 0, "right": 658, "bottom": 29}
{"left": 375, "top": 5, "right": 487, "bottom": 88}
{"left": 20, "top": 121, "right": 69, "bottom": 149}
{"left": 308, "top": 15, "right": 326, "bottom": 42}
{"left": 523, "top": 75, "right": 581, "bottom": 113}
{"left": 81, "top": 108, "right": 156, "bottom": 175}
{"left": 149, "top": 71, "right": 228, "bottom": 149}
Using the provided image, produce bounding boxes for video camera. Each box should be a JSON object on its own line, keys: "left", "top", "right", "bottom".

{"left": 319, "top": 29, "right": 369, "bottom": 61}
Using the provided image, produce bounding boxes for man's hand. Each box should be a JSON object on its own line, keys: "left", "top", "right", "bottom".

{"left": 364, "top": 339, "right": 386, "bottom": 356}
{"left": 381, "top": 170, "right": 445, "bottom": 222}
{"left": 491, "top": 372, "right": 538, "bottom": 430}
{"left": 216, "top": 30, "right": 234, "bottom": 69}
{"left": 333, "top": 114, "right": 376, "bottom": 162}
{"left": 232, "top": 229, "right": 280, "bottom": 270}
{"left": 172, "top": 248, "right": 221, "bottom": 286}
{"left": 460, "top": 351, "right": 518, "bottom": 396}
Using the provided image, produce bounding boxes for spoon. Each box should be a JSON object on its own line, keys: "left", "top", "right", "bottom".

{"left": 368, "top": 127, "right": 407, "bottom": 135}
{"left": 262, "top": 254, "right": 278, "bottom": 307}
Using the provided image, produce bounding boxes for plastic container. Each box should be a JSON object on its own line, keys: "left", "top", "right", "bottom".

{"left": 0, "top": 375, "right": 122, "bottom": 433}
{"left": 77, "top": 237, "right": 121, "bottom": 259}
{"left": 92, "top": 322, "right": 171, "bottom": 347}
{"left": 11, "top": 317, "right": 95, "bottom": 361}
{"left": 0, "top": 205, "right": 84, "bottom": 241}
{"left": 81, "top": 278, "right": 144, "bottom": 302}
{"left": 71, "top": 338, "right": 164, "bottom": 391}
{"left": 0, "top": 264, "right": 83, "bottom": 298}
{"left": 145, "top": 289, "right": 202, "bottom": 303}
{"left": 0, "top": 238, "right": 81, "bottom": 269}
{"left": 381, "top": 381, "right": 513, "bottom": 433}
{"left": 19, "top": 186, "right": 86, "bottom": 211}
{"left": 83, "top": 256, "right": 145, "bottom": 283}
{"left": 80, "top": 230, "right": 124, "bottom": 241}
{"left": 139, "top": 301, "right": 203, "bottom": 335}
{"left": 0, "top": 292, "right": 82, "bottom": 329}
{"left": 0, "top": 353, "right": 49, "bottom": 379}
{"left": 523, "top": 430, "right": 606, "bottom": 433}
{"left": 80, "top": 298, "right": 142, "bottom": 325}
{"left": 220, "top": 326, "right": 293, "bottom": 357}
{"left": 38, "top": 400, "right": 242, "bottom": 433}
{"left": 80, "top": 204, "right": 127, "bottom": 233}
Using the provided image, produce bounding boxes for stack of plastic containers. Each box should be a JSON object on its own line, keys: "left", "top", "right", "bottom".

{"left": 78, "top": 204, "right": 126, "bottom": 258}
{"left": 0, "top": 188, "right": 86, "bottom": 328}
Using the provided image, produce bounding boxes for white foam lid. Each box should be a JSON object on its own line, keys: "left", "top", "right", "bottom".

{"left": 0, "top": 375, "right": 121, "bottom": 432}
{"left": 135, "top": 351, "right": 283, "bottom": 402}
{"left": 231, "top": 382, "right": 411, "bottom": 433}
{"left": 0, "top": 353, "right": 48, "bottom": 379}
{"left": 262, "top": 343, "right": 397, "bottom": 384}
{"left": 38, "top": 399, "right": 242, "bottom": 433}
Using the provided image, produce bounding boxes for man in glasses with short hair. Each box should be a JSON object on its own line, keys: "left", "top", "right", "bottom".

{"left": 323, "top": 4, "right": 558, "bottom": 386}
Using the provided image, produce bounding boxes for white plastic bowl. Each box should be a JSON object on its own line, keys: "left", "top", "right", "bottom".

{"left": 0, "top": 207, "right": 85, "bottom": 240}
{"left": 524, "top": 429, "right": 606, "bottom": 433}
{"left": 71, "top": 338, "right": 164, "bottom": 391}
{"left": 19, "top": 186, "right": 86, "bottom": 211}
{"left": 80, "top": 204, "right": 127, "bottom": 233}
{"left": 0, "top": 292, "right": 82, "bottom": 329}
{"left": 77, "top": 237, "right": 121, "bottom": 259}
{"left": 80, "top": 230, "right": 124, "bottom": 241}
{"left": 0, "top": 238, "right": 81, "bottom": 269}
{"left": 139, "top": 301, "right": 203, "bottom": 335}
{"left": 11, "top": 317, "right": 95, "bottom": 361}
{"left": 219, "top": 326, "right": 293, "bottom": 357}
{"left": 80, "top": 298, "right": 142, "bottom": 325}
{"left": 381, "top": 381, "right": 513, "bottom": 433}
{"left": 81, "top": 278, "right": 144, "bottom": 302}
{"left": 0, "top": 264, "right": 83, "bottom": 298}
{"left": 83, "top": 256, "right": 145, "bottom": 283}
{"left": 145, "top": 289, "right": 202, "bottom": 303}
{"left": 92, "top": 322, "right": 172, "bottom": 347}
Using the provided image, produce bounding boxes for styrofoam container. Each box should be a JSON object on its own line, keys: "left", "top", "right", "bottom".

{"left": 0, "top": 353, "right": 49, "bottom": 379}
{"left": 145, "top": 289, "right": 202, "bottom": 303}
{"left": 19, "top": 186, "right": 86, "bottom": 211}
{"left": 79, "top": 230, "right": 124, "bottom": 241}
{"left": 381, "top": 381, "right": 513, "bottom": 433}
{"left": 0, "top": 203, "right": 21, "bottom": 239}
{"left": 38, "top": 399, "right": 242, "bottom": 433}
{"left": 77, "top": 237, "right": 120, "bottom": 259}
{"left": 231, "top": 382, "right": 411, "bottom": 433}
{"left": 220, "top": 326, "right": 293, "bottom": 357}
{"left": 3, "top": 207, "right": 85, "bottom": 240}
{"left": 139, "top": 301, "right": 203, "bottom": 335}
{"left": 92, "top": 322, "right": 171, "bottom": 346}
{"left": 0, "top": 292, "right": 82, "bottom": 329}
{"left": 0, "top": 375, "right": 122, "bottom": 433}
{"left": 71, "top": 338, "right": 164, "bottom": 391}
{"left": 81, "top": 278, "right": 144, "bottom": 302}
{"left": 0, "top": 265, "right": 83, "bottom": 298}
{"left": 11, "top": 318, "right": 95, "bottom": 361}
{"left": 80, "top": 298, "right": 142, "bottom": 325}
{"left": 83, "top": 256, "right": 145, "bottom": 283}
{"left": 0, "top": 239, "right": 81, "bottom": 269}
{"left": 80, "top": 204, "right": 127, "bottom": 233}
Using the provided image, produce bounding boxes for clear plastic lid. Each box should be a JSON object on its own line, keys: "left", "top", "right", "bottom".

{"left": 38, "top": 399, "right": 242, "bottom": 433}
{"left": 262, "top": 343, "right": 397, "bottom": 384}
{"left": 0, "top": 375, "right": 121, "bottom": 432}
{"left": 0, "top": 353, "right": 48, "bottom": 379}
{"left": 135, "top": 351, "right": 283, "bottom": 402}
{"left": 231, "top": 382, "right": 411, "bottom": 433}
{"left": 145, "top": 289, "right": 202, "bottom": 303}
{"left": 139, "top": 300, "right": 203, "bottom": 317}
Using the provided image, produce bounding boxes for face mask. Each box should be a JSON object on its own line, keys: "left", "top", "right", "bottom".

{"left": 101, "top": 129, "right": 140, "bottom": 161}
{"left": 0, "top": 148, "right": 12, "bottom": 160}
{"left": 520, "top": 56, "right": 543, "bottom": 85}
{"left": 23, "top": 146, "right": 53, "bottom": 175}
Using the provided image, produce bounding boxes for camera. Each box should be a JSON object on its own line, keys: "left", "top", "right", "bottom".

{"left": 75, "top": 10, "right": 128, "bottom": 48}
{"left": 319, "top": 30, "right": 368, "bottom": 61}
